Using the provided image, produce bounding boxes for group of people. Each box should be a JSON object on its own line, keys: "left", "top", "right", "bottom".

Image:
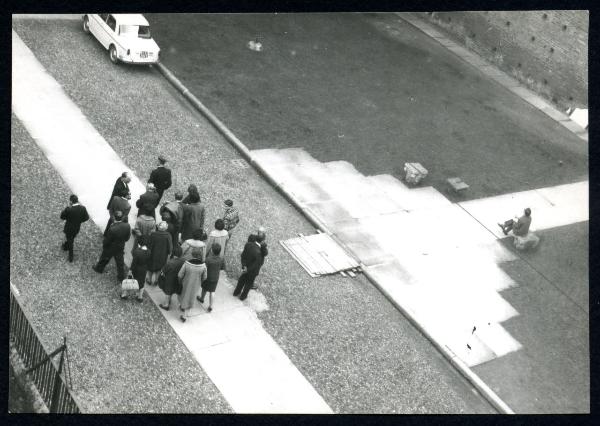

{"left": 60, "top": 155, "right": 268, "bottom": 322}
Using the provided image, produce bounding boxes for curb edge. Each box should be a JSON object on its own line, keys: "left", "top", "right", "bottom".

{"left": 154, "top": 61, "right": 513, "bottom": 414}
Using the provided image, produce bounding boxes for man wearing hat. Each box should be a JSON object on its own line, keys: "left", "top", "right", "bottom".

{"left": 148, "top": 155, "right": 172, "bottom": 203}
{"left": 136, "top": 182, "right": 160, "bottom": 219}
{"left": 93, "top": 210, "right": 131, "bottom": 282}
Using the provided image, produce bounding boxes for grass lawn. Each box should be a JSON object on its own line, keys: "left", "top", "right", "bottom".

{"left": 147, "top": 12, "right": 587, "bottom": 202}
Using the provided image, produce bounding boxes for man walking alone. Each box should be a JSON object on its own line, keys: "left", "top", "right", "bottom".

{"left": 60, "top": 194, "right": 89, "bottom": 262}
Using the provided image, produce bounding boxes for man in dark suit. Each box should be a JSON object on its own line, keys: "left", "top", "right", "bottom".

{"left": 148, "top": 155, "right": 172, "bottom": 202}
{"left": 251, "top": 226, "right": 268, "bottom": 290}
{"left": 60, "top": 194, "right": 90, "bottom": 262}
{"left": 107, "top": 172, "right": 131, "bottom": 210}
{"left": 93, "top": 210, "right": 131, "bottom": 282}
{"left": 233, "top": 234, "right": 264, "bottom": 301}
{"left": 105, "top": 187, "right": 131, "bottom": 236}
{"left": 136, "top": 182, "right": 160, "bottom": 219}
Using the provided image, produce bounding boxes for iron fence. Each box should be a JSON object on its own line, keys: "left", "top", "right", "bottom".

{"left": 10, "top": 288, "right": 80, "bottom": 413}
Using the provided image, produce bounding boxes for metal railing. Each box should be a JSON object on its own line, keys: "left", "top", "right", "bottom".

{"left": 10, "top": 288, "right": 80, "bottom": 413}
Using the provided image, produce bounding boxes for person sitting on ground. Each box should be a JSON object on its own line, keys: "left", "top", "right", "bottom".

{"left": 122, "top": 235, "right": 151, "bottom": 302}
{"left": 178, "top": 246, "right": 207, "bottom": 323}
{"left": 498, "top": 208, "right": 532, "bottom": 236}
{"left": 181, "top": 228, "right": 207, "bottom": 261}
{"left": 197, "top": 243, "right": 225, "bottom": 313}
{"left": 159, "top": 245, "right": 186, "bottom": 311}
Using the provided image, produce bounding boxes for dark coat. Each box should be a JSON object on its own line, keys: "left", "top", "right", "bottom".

{"left": 241, "top": 242, "right": 263, "bottom": 275}
{"left": 107, "top": 177, "right": 129, "bottom": 209}
{"left": 109, "top": 196, "right": 131, "bottom": 222}
{"left": 202, "top": 254, "right": 224, "bottom": 292}
{"left": 148, "top": 166, "right": 172, "bottom": 193}
{"left": 103, "top": 221, "right": 131, "bottom": 252}
{"left": 513, "top": 215, "right": 532, "bottom": 236}
{"left": 159, "top": 257, "right": 186, "bottom": 295}
{"left": 60, "top": 204, "right": 89, "bottom": 237}
{"left": 136, "top": 190, "right": 160, "bottom": 216}
{"left": 160, "top": 200, "right": 184, "bottom": 232}
{"left": 259, "top": 241, "right": 268, "bottom": 266}
{"left": 130, "top": 246, "right": 151, "bottom": 286}
{"left": 181, "top": 202, "right": 206, "bottom": 241}
{"left": 148, "top": 230, "right": 173, "bottom": 272}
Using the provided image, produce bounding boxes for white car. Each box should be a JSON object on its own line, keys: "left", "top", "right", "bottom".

{"left": 82, "top": 14, "right": 160, "bottom": 64}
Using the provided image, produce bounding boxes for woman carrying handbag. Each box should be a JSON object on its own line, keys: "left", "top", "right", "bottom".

{"left": 121, "top": 235, "right": 151, "bottom": 302}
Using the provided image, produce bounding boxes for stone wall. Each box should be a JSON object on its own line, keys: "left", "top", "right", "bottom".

{"left": 419, "top": 11, "right": 588, "bottom": 110}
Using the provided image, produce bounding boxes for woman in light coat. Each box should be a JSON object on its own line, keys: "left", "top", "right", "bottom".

{"left": 177, "top": 246, "right": 207, "bottom": 322}
{"left": 206, "top": 219, "right": 229, "bottom": 269}
{"left": 181, "top": 228, "right": 207, "bottom": 262}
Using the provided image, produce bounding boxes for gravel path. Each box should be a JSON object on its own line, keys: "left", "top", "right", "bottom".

{"left": 11, "top": 116, "right": 231, "bottom": 413}
{"left": 12, "top": 18, "right": 494, "bottom": 413}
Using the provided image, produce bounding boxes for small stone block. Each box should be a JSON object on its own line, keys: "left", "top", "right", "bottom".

{"left": 404, "top": 162, "right": 428, "bottom": 185}
{"left": 447, "top": 177, "right": 469, "bottom": 192}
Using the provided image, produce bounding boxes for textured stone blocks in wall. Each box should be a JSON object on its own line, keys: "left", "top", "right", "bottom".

{"left": 421, "top": 10, "right": 588, "bottom": 109}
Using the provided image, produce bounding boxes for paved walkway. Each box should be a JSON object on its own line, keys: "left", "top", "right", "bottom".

{"left": 251, "top": 147, "right": 588, "bottom": 410}
{"left": 12, "top": 30, "right": 332, "bottom": 414}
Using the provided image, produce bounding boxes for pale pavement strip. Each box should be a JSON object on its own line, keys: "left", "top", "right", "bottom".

{"left": 12, "top": 30, "right": 332, "bottom": 414}
{"left": 252, "top": 148, "right": 588, "bottom": 367}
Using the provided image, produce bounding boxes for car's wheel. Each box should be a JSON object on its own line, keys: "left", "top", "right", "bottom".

{"left": 82, "top": 15, "right": 90, "bottom": 33}
{"left": 109, "top": 45, "right": 119, "bottom": 64}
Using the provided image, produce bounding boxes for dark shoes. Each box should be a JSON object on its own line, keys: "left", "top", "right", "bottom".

{"left": 207, "top": 307, "right": 213, "bottom": 313}
{"left": 196, "top": 296, "right": 204, "bottom": 303}
{"left": 136, "top": 297, "right": 143, "bottom": 303}
{"left": 159, "top": 304, "right": 170, "bottom": 311}
{"left": 239, "top": 296, "right": 247, "bottom": 301}
{"left": 92, "top": 265, "right": 102, "bottom": 273}
{"left": 61, "top": 242, "right": 68, "bottom": 251}
{"left": 68, "top": 255, "right": 74, "bottom": 263}
{"left": 497, "top": 223, "right": 508, "bottom": 235}
{"left": 120, "top": 294, "right": 128, "bottom": 300}
{"left": 180, "top": 315, "right": 186, "bottom": 323}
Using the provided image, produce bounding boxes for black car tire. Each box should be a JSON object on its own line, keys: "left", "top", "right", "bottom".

{"left": 109, "top": 44, "right": 119, "bottom": 64}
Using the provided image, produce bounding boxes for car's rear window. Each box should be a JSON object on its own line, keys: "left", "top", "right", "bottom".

{"left": 120, "top": 25, "right": 151, "bottom": 39}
